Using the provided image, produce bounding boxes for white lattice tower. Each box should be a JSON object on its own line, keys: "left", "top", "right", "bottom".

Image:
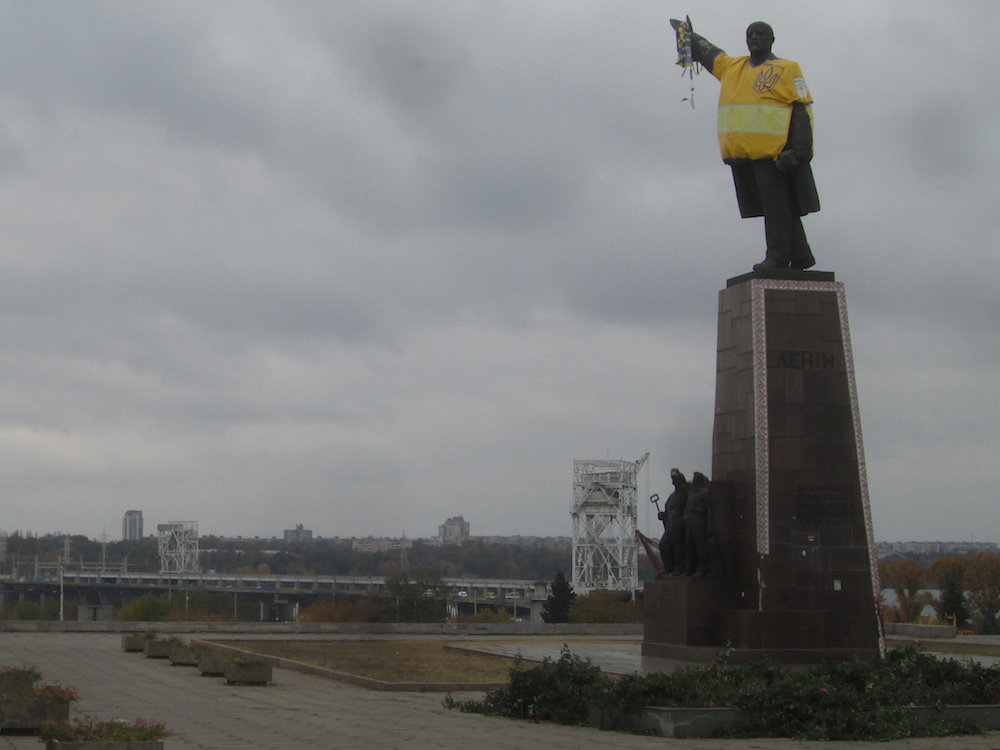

{"left": 157, "top": 521, "right": 200, "bottom": 574}
{"left": 571, "top": 454, "right": 646, "bottom": 596}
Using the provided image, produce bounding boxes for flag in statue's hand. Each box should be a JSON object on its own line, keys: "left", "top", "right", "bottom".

{"left": 673, "top": 15, "right": 698, "bottom": 108}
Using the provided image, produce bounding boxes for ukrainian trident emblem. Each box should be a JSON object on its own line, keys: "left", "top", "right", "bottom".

{"left": 752, "top": 64, "right": 784, "bottom": 94}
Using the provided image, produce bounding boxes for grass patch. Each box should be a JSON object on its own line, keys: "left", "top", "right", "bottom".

{"left": 890, "top": 639, "right": 1000, "bottom": 658}
{"left": 217, "top": 640, "right": 517, "bottom": 683}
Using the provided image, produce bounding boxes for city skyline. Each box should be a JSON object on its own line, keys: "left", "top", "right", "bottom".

{"left": 2, "top": 508, "right": 996, "bottom": 551}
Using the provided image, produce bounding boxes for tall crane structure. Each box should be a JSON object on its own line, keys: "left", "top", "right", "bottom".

{"left": 571, "top": 453, "right": 648, "bottom": 596}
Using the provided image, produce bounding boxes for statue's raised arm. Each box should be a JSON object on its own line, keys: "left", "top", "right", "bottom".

{"left": 670, "top": 18, "right": 724, "bottom": 71}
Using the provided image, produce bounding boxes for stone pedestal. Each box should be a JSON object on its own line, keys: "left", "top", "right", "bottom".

{"left": 643, "top": 271, "right": 882, "bottom": 663}
{"left": 644, "top": 578, "right": 736, "bottom": 648}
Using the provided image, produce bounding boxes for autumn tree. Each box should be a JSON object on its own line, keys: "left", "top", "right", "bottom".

{"left": 382, "top": 572, "right": 448, "bottom": 623}
{"left": 541, "top": 570, "right": 575, "bottom": 623}
{"left": 455, "top": 608, "right": 514, "bottom": 624}
{"left": 927, "top": 555, "right": 970, "bottom": 626}
{"left": 963, "top": 552, "right": 1000, "bottom": 634}
{"left": 880, "top": 557, "right": 932, "bottom": 623}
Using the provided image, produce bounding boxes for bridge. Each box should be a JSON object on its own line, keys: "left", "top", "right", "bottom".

{"left": 0, "top": 571, "right": 551, "bottom": 622}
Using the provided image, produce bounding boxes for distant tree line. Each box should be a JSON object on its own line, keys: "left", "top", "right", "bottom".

{"left": 0, "top": 532, "right": 571, "bottom": 582}
{"left": 879, "top": 552, "right": 1000, "bottom": 634}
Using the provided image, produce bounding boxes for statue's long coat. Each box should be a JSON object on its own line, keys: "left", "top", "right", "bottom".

{"left": 730, "top": 160, "right": 820, "bottom": 218}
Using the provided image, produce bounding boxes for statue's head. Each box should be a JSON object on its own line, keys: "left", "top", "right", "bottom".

{"left": 746, "top": 21, "right": 774, "bottom": 55}
{"left": 692, "top": 471, "right": 710, "bottom": 487}
{"left": 670, "top": 468, "right": 687, "bottom": 486}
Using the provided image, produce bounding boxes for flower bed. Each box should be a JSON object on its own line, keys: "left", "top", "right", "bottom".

{"left": 0, "top": 682, "right": 78, "bottom": 732}
{"left": 0, "top": 696, "right": 72, "bottom": 731}
{"left": 41, "top": 716, "right": 169, "bottom": 749}
{"left": 0, "top": 665, "right": 42, "bottom": 695}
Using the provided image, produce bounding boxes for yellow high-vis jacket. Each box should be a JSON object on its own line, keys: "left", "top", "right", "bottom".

{"left": 711, "top": 53, "right": 812, "bottom": 162}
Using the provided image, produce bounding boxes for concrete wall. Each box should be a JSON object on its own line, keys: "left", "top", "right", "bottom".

{"left": 884, "top": 622, "right": 956, "bottom": 639}
{"left": 0, "top": 620, "right": 643, "bottom": 636}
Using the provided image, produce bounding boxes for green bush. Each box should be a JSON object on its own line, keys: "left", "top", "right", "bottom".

{"left": 448, "top": 644, "right": 997, "bottom": 740}
{"left": 115, "top": 594, "right": 172, "bottom": 621}
{"left": 451, "top": 647, "right": 608, "bottom": 725}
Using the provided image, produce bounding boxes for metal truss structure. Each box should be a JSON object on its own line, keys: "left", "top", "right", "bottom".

{"left": 157, "top": 521, "right": 200, "bottom": 574}
{"left": 571, "top": 453, "right": 647, "bottom": 596}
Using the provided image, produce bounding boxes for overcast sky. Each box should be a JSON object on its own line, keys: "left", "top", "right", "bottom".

{"left": 0, "top": 1, "right": 996, "bottom": 545}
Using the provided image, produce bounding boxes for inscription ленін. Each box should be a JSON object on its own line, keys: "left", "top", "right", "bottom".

{"left": 776, "top": 351, "right": 836, "bottom": 370}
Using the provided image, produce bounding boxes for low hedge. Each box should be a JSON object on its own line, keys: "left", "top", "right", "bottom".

{"left": 446, "top": 644, "right": 1000, "bottom": 740}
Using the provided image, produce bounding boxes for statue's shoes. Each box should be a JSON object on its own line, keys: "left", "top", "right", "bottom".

{"left": 753, "top": 258, "right": 788, "bottom": 271}
{"left": 790, "top": 253, "right": 816, "bottom": 270}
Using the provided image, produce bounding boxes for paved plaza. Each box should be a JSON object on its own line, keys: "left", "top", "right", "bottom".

{"left": 0, "top": 632, "right": 998, "bottom": 749}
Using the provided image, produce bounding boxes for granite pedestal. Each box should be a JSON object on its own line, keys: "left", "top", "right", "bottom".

{"left": 643, "top": 270, "right": 883, "bottom": 663}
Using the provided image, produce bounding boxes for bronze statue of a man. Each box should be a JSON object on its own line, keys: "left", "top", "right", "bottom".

{"left": 671, "top": 19, "right": 820, "bottom": 271}
{"left": 657, "top": 468, "right": 688, "bottom": 576}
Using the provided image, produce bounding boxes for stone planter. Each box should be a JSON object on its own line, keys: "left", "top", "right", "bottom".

{"left": 197, "top": 651, "right": 228, "bottom": 677}
{"left": 632, "top": 704, "right": 1000, "bottom": 738}
{"left": 167, "top": 645, "right": 200, "bottom": 667}
{"left": 143, "top": 639, "right": 172, "bottom": 659}
{"left": 0, "top": 675, "right": 36, "bottom": 695}
{"left": 45, "top": 742, "right": 164, "bottom": 749}
{"left": 121, "top": 634, "right": 155, "bottom": 653}
{"left": 629, "top": 706, "right": 745, "bottom": 738}
{"left": 0, "top": 698, "right": 71, "bottom": 731}
{"left": 223, "top": 660, "right": 272, "bottom": 685}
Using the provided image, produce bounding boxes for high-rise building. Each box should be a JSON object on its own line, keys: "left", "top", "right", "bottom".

{"left": 351, "top": 536, "right": 413, "bottom": 553}
{"left": 122, "top": 510, "right": 143, "bottom": 541}
{"left": 283, "top": 524, "right": 313, "bottom": 543}
{"left": 438, "top": 515, "right": 470, "bottom": 543}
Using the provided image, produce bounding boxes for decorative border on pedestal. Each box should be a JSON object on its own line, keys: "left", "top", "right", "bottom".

{"left": 749, "top": 280, "right": 877, "bottom": 598}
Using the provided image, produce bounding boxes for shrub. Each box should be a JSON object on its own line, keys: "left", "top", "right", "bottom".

{"left": 115, "top": 594, "right": 172, "bottom": 622}
{"left": 449, "top": 644, "right": 998, "bottom": 740}
{"left": 455, "top": 608, "right": 514, "bottom": 624}
{"left": 455, "top": 647, "right": 609, "bottom": 725}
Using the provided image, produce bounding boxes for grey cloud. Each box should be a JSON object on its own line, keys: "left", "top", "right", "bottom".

{"left": 0, "top": 1, "right": 996, "bottom": 543}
